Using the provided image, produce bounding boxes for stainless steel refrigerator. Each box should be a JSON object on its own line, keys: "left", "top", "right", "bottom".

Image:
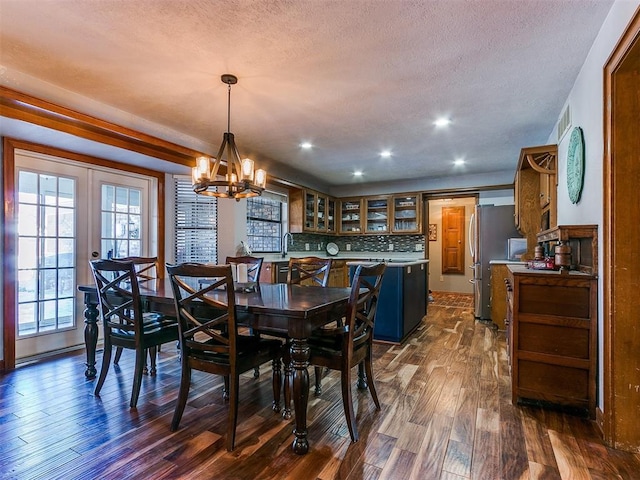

{"left": 469, "top": 204, "right": 522, "bottom": 320}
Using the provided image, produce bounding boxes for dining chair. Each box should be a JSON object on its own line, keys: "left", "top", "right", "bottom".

{"left": 90, "top": 258, "right": 179, "bottom": 408}
{"left": 225, "top": 255, "right": 265, "bottom": 378}
{"left": 166, "top": 262, "right": 283, "bottom": 451}
{"left": 287, "top": 256, "right": 332, "bottom": 287}
{"left": 308, "top": 262, "right": 386, "bottom": 442}
{"left": 111, "top": 256, "right": 168, "bottom": 374}
{"left": 225, "top": 255, "right": 263, "bottom": 283}
{"left": 279, "top": 256, "right": 334, "bottom": 416}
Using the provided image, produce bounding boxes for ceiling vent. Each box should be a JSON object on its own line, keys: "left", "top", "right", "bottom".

{"left": 557, "top": 104, "right": 571, "bottom": 142}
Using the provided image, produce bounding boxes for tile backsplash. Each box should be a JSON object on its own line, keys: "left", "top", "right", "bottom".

{"left": 289, "top": 233, "right": 425, "bottom": 253}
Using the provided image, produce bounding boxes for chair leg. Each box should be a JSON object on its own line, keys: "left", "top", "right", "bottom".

{"left": 341, "top": 365, "right": 358, "bottom": 442}
{"left": 223, "top": 376, "right": 230, "bottom": 401}
{"left": 227, "top": 374, "right": 240, "bottom": 451}
{"left": 314, "top": 367, "right": 324, "bottom": 395}
{"left": 272, "top": 358, "right": 282, "bottom": 412}
{"left": 130, "top": 348, "right": 146, "bottom": 408}
{"left": 114, "top": 346, "right": 123, "bottom": 365}
{"left": 148, "top": 346, "right": 157, "bottom": 376}
{"left": 357, "top": 362, "right": 368, "bottom": 390}
{"left": 171, "top": 362, "right": 191, "bottom": 431}
{"left": 364, "top": 350, "right": 381, "bottom": 410}
{"left": 94, "top": 344, "right": 113, "bottom": 396}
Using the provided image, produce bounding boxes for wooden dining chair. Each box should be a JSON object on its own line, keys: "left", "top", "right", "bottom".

{"left": 90, "top": 259, "right": 179, "bottom": 408}
{"left": 226, "top": 256, "right": 265, "bottom": 379}
{"left": 225, "top": 255, "right": 263, "bottom": 283}
{"left": 278, "top": 256, "right": 334, "bottom": 416}
{"left": 287, "top": 256, "right": 332, "bottom": 287}
{"left": 111, "top": 256, "right": 168, "bottom": 374}
{"left": 166, "top": 263, "right": 283, "bottom": 451}
{"left": 308, "top": 262, "right": 386, "bottom": 442}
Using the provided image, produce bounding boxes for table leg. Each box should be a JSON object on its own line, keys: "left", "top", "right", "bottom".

{"left": 291, "top": 338, "right": 310, "bottom": 455}
{"left": 82, "top": 293, "right": 99, "bottom": 379}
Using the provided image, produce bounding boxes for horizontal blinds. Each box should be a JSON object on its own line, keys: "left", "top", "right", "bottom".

{"left": 174, "top": 178, "right": 217, "bottom": 264}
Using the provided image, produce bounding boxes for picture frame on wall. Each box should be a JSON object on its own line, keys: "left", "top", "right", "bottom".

{"left": 429, "top": 223, "right": 437, "bottom": 241}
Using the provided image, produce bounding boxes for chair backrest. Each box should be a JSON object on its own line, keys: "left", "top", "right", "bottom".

{"left": 225, "top": 256, "right": 263, "bottom": 283}
{"left": 113, "top": 256, "right": 159, "bottom": 283}
{"left": 287, "top": 256, "right": 333, "bottom": 287}
{"left": 345, "top": 263, "right": 386, "bottom": 350}
{"left": 90, "top": 259, "right": 144, "bottom": 336}
{"left": 166, "top": 263, "right": 238, "bottom": 364}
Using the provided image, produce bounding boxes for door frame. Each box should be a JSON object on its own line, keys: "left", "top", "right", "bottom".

{"left": 2, "top": 138, "right": 166, "bottom": 371}
{"left": 602, "top": 9, "right": 640, "bottom": 452}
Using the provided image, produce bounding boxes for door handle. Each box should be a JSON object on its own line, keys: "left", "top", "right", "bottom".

{"left": 91, "top": 251, "right": 100, "bottom": 258}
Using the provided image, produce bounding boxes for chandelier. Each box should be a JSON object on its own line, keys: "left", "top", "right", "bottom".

{"left": 192, "top": 74, "right": 267, "bottom": 200}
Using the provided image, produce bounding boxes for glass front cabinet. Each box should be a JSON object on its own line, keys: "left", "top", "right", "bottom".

{"left": 391, "top": 194, "right": 421, "bottom": 233}
{"left": 365, "top": 197, "right": 389, "bottom": 233}
{"left": 339, "top": 198, "right": 363, "bottom": 234}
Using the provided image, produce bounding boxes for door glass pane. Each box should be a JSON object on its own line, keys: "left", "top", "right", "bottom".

{"left": 101, "top": 184, "right": 144, "bottom": 258}
{"left": 17, "top": 172, "right": 76, "bottom": 337}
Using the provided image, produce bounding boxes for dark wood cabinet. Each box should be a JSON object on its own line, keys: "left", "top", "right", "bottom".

{"left": 506, "top": 265, "right": 597, "bottom": 418}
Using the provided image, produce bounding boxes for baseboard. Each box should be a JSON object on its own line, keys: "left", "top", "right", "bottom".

{"left": 15, "top": 344, "right": 90, "bottom": 366}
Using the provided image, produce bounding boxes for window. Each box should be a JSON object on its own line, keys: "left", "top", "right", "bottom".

{"left": 174, "top": 177, "right": 218, "bottom": 263}
{"left": 247, "top": 194, "right": 285, "bottom": 253}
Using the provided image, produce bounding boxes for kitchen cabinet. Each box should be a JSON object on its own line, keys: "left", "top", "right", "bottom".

{"left": 514, "top": 145, "right": 557, "bottom": 259}
{"left": 339, "top": 198, "right": 363, "bottom": 234}
{"left": 506, "top": 264, "right": 597, "bottom": 418}
{"left": 391, "top": 194, "right": 421, "bottom": 233}
{"left": 350, "top": 260, "right": 428, "bottom": 343}
{"left": 490, "top": 263, "right": 509, "bottom": 330}
{"left": 328, "top": 259, "right": 348, "bottom": 287}
{"left": 289, "top": 188, "right": 336, "bottom": 234}
{"left": 365, "top": 197, "right": 390, "bottom": 233}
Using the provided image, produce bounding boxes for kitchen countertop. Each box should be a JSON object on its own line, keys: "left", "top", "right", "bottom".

{"left": 489, "top": 259, "right": 527, "bottom": 265}
{"left": 346, "top": 259, "right": 429, "bottom": 267}
{"left": 259, "top": 253, "right": 427, "bottom": 263}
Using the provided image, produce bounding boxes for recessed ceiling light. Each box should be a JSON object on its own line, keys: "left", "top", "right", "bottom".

{"left": 454, "top": 158, "right": 465, "bottom": 166}
{"left": 434, "top": 117, "right": 451, "bottom": 128}
{"left": 380, "top": 150, "right": 392, "bottom": 158}
{"left": 300, "top": 142, "right": 313, "bottom": 149}
{"left": 353, "top": 170, "right": 363, "bottom": 177}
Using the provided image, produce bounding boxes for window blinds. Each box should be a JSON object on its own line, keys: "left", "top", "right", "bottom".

{"left": 174, "top": 178, "right": 217, "bottom": 264}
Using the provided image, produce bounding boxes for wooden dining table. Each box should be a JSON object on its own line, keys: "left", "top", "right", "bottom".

{"left": 78, "top": 279, "right": 353, "bottom": 455}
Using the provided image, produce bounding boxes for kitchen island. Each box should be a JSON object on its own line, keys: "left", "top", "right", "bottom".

{"left": 348, "top": 259, "right": 429, "bottom": 344}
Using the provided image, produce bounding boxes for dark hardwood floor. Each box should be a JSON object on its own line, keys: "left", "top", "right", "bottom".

{"left": 2, "top": 305, "right": 639, "bottom": 479}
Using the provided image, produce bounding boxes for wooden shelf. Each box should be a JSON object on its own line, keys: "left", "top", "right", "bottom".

{"left": 537, "top": 225, "right": 598, "bottom": 275}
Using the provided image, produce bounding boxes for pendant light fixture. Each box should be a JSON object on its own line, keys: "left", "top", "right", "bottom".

{"left": 192, "top": 74, "right": 267, "bottom": 200}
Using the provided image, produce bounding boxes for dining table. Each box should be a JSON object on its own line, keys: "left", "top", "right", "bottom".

{"left": 77, "top": 279, "right": 353, "bottom": 455}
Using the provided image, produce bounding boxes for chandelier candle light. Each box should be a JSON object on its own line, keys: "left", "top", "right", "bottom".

{"left": 192, "top": 74, "right": 267, "bottom": 200}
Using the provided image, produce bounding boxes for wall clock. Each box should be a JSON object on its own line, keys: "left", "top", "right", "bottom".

{"left": 566, "top": 126, "right": 585, "bottom": 204}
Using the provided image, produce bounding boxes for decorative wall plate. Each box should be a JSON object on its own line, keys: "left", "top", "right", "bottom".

{"left": 567, "top": 126, "right": 585, "bottom": 204}
{"left": 326, "top": 242, "right": 339, "bottom": 256}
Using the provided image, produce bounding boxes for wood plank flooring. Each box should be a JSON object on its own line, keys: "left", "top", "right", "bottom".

{"left": 2, "top": 304, "right": 639, "bottom": 479}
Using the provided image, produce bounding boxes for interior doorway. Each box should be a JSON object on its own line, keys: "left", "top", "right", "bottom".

{"left": 426, "top": 196, "right": 476, "bottom": 294}
{"left": 603, "top": 11, "right": 640, "bottom": 452}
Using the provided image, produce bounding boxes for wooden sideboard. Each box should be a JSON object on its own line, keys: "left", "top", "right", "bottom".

{"left": 505, "top": 264, "right": 597, "bottom": 418}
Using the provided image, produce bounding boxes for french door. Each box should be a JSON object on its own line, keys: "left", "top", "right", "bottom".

{"left": 15, "top": 150, "right": 154, "bottom": 360}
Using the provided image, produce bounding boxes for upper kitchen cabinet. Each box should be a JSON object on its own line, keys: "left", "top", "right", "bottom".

{"left": 514, "top": 145, "right": 557, "bottom": 259}
{"left": 339, "top": 198, "right": 363, "bottom": 234}
{"left": 365, "top": 196, "right": 390, "bottom": 233}
{"left": 289, "top": 188, "right": 336, "bottom": 233}
{"left": 391, "top": 194, "right": 421, "bottom": 233}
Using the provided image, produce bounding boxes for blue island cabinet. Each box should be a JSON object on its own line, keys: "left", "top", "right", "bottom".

{"left": 349, "top": 260, "right": 428, "bottom": 344}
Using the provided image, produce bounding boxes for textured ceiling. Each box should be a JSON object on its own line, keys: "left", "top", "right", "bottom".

{"left": 0, "top": 0, "right": 614, "bottom": 191}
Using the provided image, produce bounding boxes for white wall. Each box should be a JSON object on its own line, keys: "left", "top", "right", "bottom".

{"left": 428, "top": 197, "right": 476, "bottom": 294}
{"left": 546, "top": 0, "right": 639, "bottom": 412}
